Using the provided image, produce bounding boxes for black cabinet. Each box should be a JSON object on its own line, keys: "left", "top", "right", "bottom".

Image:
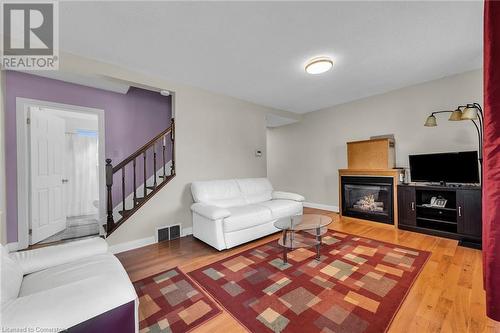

{"left": 397, "top": 184, "right": 481, "bottom": 247}
{"left": 398, "top": 186, "right": 416, "bottom": 226}
{"left": 457, "top": 190, "right": 482, "bottom": 238}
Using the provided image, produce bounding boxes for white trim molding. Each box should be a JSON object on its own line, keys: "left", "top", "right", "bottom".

{"left": 108, "top": 236, "right": 156, "bottom": 254}
{"left": 303, "top": 202, "right": 339, "bottom": 213}
{"left": 108, "top": 226, "right": 193, "bottom": 254}
{"left": 16, "top": 98, "right": 106, "bottom": 250}
{"left": 182, "top": 227, "right": 193, "bottom": 237}
{"left": 6, "top": 242, "right": 19, "bottom": 252}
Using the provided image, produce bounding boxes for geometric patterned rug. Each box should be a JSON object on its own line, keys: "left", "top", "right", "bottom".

{"left": 189, "top": 231, "right": 430, "bottom": 333}
{"left": 133, "top": 267, "right": 221, "bottom": 333}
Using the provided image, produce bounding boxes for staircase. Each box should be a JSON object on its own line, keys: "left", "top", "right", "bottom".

{"left": 105, "top": 118, "right": 176, "bottom": 236}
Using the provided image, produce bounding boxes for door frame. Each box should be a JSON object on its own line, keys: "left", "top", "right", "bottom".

{"left": 16, "top": 98, "right": 105, "bottom": 249}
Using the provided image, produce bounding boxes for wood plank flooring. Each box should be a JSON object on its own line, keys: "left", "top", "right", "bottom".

{"left": 116, "top": 208, "right": 500, "bottom": 333}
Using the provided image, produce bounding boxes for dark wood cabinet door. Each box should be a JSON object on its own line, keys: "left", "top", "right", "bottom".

{"left": 398, "top": 186, "right": 416, "bottom": 226}
{"left": 457, "top": 190, "right": 482, "bottom": 238}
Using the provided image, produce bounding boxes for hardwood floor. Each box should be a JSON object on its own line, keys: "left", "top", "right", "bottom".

{"left": 116, "top": 208, "right": 500, "bottom": 333}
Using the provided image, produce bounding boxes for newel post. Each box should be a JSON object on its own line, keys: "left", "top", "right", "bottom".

{"left": 105, "top": 158, "right": 115, "bottom": 233}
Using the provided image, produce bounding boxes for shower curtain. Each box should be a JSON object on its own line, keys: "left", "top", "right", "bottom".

{"left": 65, "top": 132, "right": 99, "bottom": 217}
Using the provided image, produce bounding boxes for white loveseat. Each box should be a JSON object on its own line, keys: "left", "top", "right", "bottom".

{"left": 1, "top": 238, "right": 138, "bottom": 332}
{"left": 191, "top": 178, "right": 304, "bottom": 250}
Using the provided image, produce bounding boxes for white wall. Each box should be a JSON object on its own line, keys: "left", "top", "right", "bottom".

{"left": 0, "top": 70, "right": 6, "bottom": 245}
{"left": 267, "top": 69, "right": 482, "bottom": 208}
{"left": 53, "top": 53, "right": 294, "bottom": 247}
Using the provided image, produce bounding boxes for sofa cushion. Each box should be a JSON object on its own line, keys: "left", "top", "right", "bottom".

{"left": 257, "top": 200, "right": 303, "bottom": 219}
{"left": 1, "top": 246, "right": 23, "bottom": 306}
{"left": 191, "top": 179, "right": 246, "bottom": 207}
{"left": 223, "top": 204, "right": 273, "bottom": 232}
{"left": 236, "top": 178, "right": 273, "bottom": 204}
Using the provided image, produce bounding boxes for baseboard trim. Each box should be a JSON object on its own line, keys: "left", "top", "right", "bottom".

{"left": 6, "top": 242, "right": 19, "bottom": 252}
{"left": 108, "top": 236, "right": 156, "bottom": 254}
{"left": 182, "top": 227, "right": 193, "bottom": 237}
{"left": 303, "top": 202, "right": 339, "bottom": 213}
{"left": 109, "top": 227, "right": 194, "bottom": 254}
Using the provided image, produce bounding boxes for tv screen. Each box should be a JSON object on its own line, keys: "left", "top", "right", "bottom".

{"left": 409, "top": 151, "right": 479, "bottom": 183}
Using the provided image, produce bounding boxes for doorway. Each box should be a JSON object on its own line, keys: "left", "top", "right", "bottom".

{"left": 16, "top": 98, "right": 105, "bottom": 248}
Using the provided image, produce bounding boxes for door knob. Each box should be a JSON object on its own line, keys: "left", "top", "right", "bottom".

{"left": 62, "top": 179, "right": 69, "bottom": 184}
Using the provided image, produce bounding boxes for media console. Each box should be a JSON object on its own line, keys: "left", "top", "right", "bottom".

{"left": 397, "top": 184, "right": 481, "bottom": 248}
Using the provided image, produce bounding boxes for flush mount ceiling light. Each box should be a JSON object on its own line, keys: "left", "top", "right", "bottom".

{"left": 305, "top": 57, "right": 334, "bottom": 75}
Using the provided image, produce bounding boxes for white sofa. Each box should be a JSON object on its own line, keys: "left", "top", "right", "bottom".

{"left": 1, "top": 238, "right": 138, "bottom": 332}
{"left": 191, "top": 178, "right": 304, "bottom": 250}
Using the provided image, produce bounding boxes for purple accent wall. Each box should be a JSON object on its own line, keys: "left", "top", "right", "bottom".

{"left": 5, "top": 71, "right": 172, "bottom": 243}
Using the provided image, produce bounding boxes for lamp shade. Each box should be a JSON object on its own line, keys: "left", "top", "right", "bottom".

{"left": 448, "top": 108, "right": 463, "bottom": 121}
{"left": 461, "top": 105, "right": 479, "bottom": 120}
{"left": 424, "top": 114, "right": 437, "bottom": 127}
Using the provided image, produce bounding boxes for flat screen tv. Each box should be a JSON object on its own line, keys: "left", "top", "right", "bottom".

{"left": 409, "top": 151, "right": 479, "bottom": 184}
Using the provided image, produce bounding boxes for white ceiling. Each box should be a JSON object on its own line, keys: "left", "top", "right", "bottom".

{"left": 59, "top": 1, "right": 483, "bottom": 114}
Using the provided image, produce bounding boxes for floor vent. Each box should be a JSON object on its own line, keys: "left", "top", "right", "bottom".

{"left": 156, "top": 224, "right": 181, "bottom": 242}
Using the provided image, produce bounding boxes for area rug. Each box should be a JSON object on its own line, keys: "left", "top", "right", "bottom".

{"left": 188, "top": 231, "right": 430, "bottom": 333}
{"left": 133, "top": 267, "right": 221, "bottom": 333}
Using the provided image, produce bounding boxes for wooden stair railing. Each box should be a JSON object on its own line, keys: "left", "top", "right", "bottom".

{"left": 105, "top": 118, "right": 176, "bottom": 236}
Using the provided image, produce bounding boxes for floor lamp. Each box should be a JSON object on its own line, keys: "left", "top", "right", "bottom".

{"left": 424, "top": 103, "right": 484, "bottom": 183}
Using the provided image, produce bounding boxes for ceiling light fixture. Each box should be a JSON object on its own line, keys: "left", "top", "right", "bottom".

{"left": 305, "top": 57, "right": 334, "bottom": 75}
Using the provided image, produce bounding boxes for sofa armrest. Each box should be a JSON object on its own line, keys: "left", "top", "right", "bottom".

{"left": 191, "top": 203, "right": 231, "bottom": 220}
{"left": 1, "top": 266, "right": 137, "bottom": 330}
{"left": 272, "top": 191, "right": 305, "bottom": 202}
{"left": 9, "top": 237, "right": 108, "bottom": 275}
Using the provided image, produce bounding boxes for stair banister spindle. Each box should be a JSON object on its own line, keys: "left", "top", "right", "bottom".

{"left": 162, "top": 136, "right": 166, "bottom": 179}
{"left": 105, "top": 159, "right": 114, "bottom": 232}
{"left": 133, "top": 158, "right": 137, "bottom": 207}
{"left": 121, "top": 167, "right": 126, "bottom": 213}
{"left": 143, "top": 151, "right": 147, "bottom": 198}
{"left": 153, "top": 142, "right": 157, "bottom": 188}
{"left": 171, "top": 118, "right": 175, "bottom": 176}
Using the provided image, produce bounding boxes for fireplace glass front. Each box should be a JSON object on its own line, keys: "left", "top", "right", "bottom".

{"left": 341, "top": 176, "right": 394, "bottom": 224}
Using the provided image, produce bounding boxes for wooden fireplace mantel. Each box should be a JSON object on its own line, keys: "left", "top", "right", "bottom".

{"left": 339, "top": 168, "right": 402, "bottom": 228}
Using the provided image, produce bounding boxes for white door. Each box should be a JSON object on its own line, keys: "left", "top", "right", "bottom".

{"left": 30, "top": 107, "right": 67, "bottom": 244}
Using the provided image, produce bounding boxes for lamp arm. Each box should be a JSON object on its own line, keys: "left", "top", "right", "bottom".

{"left": 431, "top": 110, "right": 453, "bottom": 116}
{"left": 470, "top": 119, "right": 483, "bottom": 161}
{"left": 473, "top": 102, "right": 483, "bottom": 117}
{"left": 471, "top": 103, "right": 484, "bottom": 160}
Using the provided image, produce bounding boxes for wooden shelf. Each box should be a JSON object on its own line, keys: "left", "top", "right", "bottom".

{"left": 398, "top": 224, "right": 462, "bottom": 240}
{"left": 416, "top": 205, "right": 456, "bottom": 211}
{"left": 417, "top": 217, "right": 457, "bottom": 225}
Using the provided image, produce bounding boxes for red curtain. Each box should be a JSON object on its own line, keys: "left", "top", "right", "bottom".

{"left": 484, "top": 0, "right": 500, "bottom": 321}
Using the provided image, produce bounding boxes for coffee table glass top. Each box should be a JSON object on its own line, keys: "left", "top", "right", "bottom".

{"left": 274, "top": 214, "right": 333, "bottom": 231}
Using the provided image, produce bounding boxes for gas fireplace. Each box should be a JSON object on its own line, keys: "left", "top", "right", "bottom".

{"left": 341, "top": 176, "right": 394, "bottom": 225}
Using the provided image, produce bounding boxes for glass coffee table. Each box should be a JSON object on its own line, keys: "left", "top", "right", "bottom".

{"left": 274, "top": 214, "right": 333, "bottom": 263}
